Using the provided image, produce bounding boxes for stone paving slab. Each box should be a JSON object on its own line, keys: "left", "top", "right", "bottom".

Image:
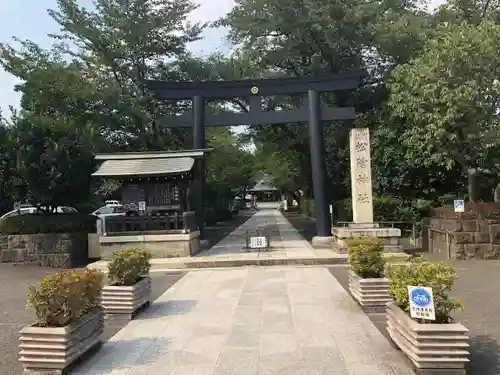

{"left": 202, "top": 208, "right": 282, "bottom": 256}
{"left": 73, "top": 267, "right": 414, "bottom": 375}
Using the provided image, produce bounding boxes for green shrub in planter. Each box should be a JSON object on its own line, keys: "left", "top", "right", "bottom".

{"left": 26, "top": 269, "right": 104, "bottom": 327}
{"left": 385, "top": 258, "right": 462, "bottom": 323}
{"left": 347, "top": 237, "right": 385, "bottom": 278}
{"left": 108, "top": 247, "right": 152, "bottom": 286}
{"left": 0, "top": 213, "right": 96, "bottom": 234}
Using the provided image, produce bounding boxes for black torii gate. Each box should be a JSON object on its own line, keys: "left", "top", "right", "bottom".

{"left": 146, "top": 72, "right": 363, "bottom": 242}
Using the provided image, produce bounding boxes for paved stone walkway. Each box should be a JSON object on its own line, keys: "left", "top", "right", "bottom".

{"left": 202, "top": 208, "right": 281, "bottom": 256}
{"left": 74, "top": 267, "right": 413, "bottom": 375}
{"left": 88, "top": 209, "right": 347, "bottom": 272}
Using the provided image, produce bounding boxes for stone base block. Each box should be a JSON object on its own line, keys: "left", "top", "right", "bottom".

{"left": 386, "top": 302, "right": 469, "bottom": 371}
{"left": 332, "top": 226, "right": 402, "bottom": 253}
{"left": 102, "top": 277, "right": 151, "bottom": 319}
{"left": 100, "top": 231, "right": 201, "bottom": 259}
{"left": 311, "top": 236, "right": 333, "bottom": 249}
{"left": 348, "top": 269, "right": 391, "bottom": 312}
{"left": 19, "top": 308, "right": 103, "bottom": 373}
{"left": 348, "top": 223, "right": 380, "bottom": 229}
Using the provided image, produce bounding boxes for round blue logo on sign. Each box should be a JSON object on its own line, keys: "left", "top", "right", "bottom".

{"left": 410, "top": 288, "right": 431, "bottom": 307}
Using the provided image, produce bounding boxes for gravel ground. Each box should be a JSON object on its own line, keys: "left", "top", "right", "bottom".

{"left": 0, "top": 264, "right": 184, "bottom": 375}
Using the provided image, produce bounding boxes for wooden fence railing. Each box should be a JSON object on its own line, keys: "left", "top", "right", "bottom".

{"left": 104, "top": 211, "right": 197, "bottom": 235}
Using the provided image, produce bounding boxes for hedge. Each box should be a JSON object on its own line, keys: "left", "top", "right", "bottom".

{"left": 0, "top": 213, "right": 97, "bottom": 235}
{"left": 299, "top": 198, "right": 315, "bottom": 218}
{"left": 332, "top": 197, "right": 433, "bottom": 223}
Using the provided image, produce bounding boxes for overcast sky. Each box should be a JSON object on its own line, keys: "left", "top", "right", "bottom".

{"left": 0, "top": 0, "right": 445, "bottom": 113}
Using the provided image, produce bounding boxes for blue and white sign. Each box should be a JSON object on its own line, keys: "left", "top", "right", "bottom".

{"left": 454, "top": 199, "right": 465, "bottom": 213}
{"left": 407, "top": 286, "right": 436, "bottom": 320}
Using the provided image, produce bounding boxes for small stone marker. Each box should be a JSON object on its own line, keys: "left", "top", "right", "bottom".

{"left": 454, "top": 199, "right": 465, "bottom": 213}
{"left": 349, "top": 128, "right": 374, "bottom": 224}
{"left": 408, "top": 285, "right": 436, "bottom": 321}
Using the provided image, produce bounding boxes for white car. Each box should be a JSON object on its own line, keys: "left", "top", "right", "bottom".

{"left": 91, "top": 205, "right": 126, "bottom": 219}
{"left": 105, "top": 200, "right": 121, "bottom": 207}
{"left": 1, "top": 206, "right": 78, "bottom": 219}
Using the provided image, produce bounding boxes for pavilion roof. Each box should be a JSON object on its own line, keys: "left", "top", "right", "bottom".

{"left": 92, "top": 149, "right": 212, "bottom": 178}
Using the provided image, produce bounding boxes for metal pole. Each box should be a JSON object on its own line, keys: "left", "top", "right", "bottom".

{"left": 193, "top": 95, "right": 205, "bottom": 238}
{"left": 308, "top": 90, "right": 330, "bottom": 237}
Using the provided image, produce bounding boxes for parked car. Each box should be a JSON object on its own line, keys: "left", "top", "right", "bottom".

{"left": 0, "top": 206, "right": 78, "bottom": 219}
{"left": 105, "top": 200, "right": 121, "bottom": 207}
{"left": 91, "top": 205, "right": 126, "bottom": 219}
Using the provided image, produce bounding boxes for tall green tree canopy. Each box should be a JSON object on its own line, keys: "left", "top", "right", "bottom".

{"left": 388, "top": 22, "right": 500, "bottom": 200}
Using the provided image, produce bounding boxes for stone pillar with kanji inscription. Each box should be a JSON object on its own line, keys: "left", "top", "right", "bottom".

{"left": 331, "top": 127, "right": 402, "bottom": 254}
{"left": 349, "top": 128, "right": 374, "bottom": 224}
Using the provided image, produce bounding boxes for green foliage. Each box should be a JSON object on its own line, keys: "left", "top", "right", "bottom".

{"left": 299, "top": 198, "right": 316, "bottom": 218}
{"left": 1, "top": 0, "right": 497, "bottom": 221}
{"left": 206, "top": 128, "right": 256, "bottom": 197}
{"left": 372, "top": 120, "right": 466, "bottom": 200}
{"left": 347, "top": 238, "right": 385, "bottom": 278}
{"left": 388, "top": 22, "right": 500, "bottom": 192}
{"left": 333, "top": 197, "right": 433, "bottom": 223}
{"left": 254, "top": 146, "right": 303, "bottom": 192}
{"left": 386, "top": 259, "right": 463, "bottom": 323}
{"left": 26, "top": 269, "right": 104, "bottom": 327}
{"left": 0, "top": 213, "right": 96, "bottom": 235}
{"left": 10, "top": 113, "right": 97, "bottom": 207}
{"left": 220, "top": 0, "right": 437, "bottom": 199}
{"left": 108, "top": 248, "right": 152, "bottom": 286}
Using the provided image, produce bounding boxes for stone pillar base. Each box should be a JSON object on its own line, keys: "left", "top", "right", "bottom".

{"left": 332, "top": 225, "right": 402, "bottom": 253}
{"left": 312, "top": 236, "right": 333, "bottom": 249}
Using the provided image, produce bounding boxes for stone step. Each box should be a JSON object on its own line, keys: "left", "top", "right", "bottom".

{"left": 88, "top": 253, "right": 349, "bottom": 272}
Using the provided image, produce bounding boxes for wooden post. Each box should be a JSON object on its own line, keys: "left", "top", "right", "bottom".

{"left": 446, "top": 231, "right": 451, "bottom": 260}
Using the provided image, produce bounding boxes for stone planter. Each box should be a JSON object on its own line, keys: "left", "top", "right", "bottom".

{"left": 386, "top": 302, "right": 469, "bottom": 374}
{"left": 348, "top": 269, "right": 391, "bottom": 312}
{"left": 101, "top": 276, "right": 152, "bottom": 319}
{"left": 19, "top": 308, "right": 103, "bottom": 374}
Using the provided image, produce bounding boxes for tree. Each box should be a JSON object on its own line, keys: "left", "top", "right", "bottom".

{"left": 257, "top": 152, "right": 301, "bottom": 192}
{"left": 219, "top": 0, "right": 438, "bottom": 202}
{"left": 1, "top": 0, "right": 205, "bottom": 152}
{"left": 9, "top": 112, "right": 97, "bottom": 209}
{"left": 388, "top": 22, "right": 500, "bottom": 201}
{"left": 206, "top": 127, "right": 255, "bottom": 196}
{"left": 0, "top": 111, "right": 15, "bottom": 213}
{"left": 371, "top": 111, "right": 465, "bottom": 200}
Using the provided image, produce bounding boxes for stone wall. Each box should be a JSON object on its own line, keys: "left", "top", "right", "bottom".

{"left": 0, "top": 232, "right": 88, "bottom": 268}
{"left": 99, "top": 231, "right": 201, "bottom": 259}
{"left": 429, "top": 218, "right": 500, "bottom": 260}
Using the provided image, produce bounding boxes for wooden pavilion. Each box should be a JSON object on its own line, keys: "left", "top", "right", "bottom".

{"left": 91, "top": 149, "right": 211, "bottom": 259}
